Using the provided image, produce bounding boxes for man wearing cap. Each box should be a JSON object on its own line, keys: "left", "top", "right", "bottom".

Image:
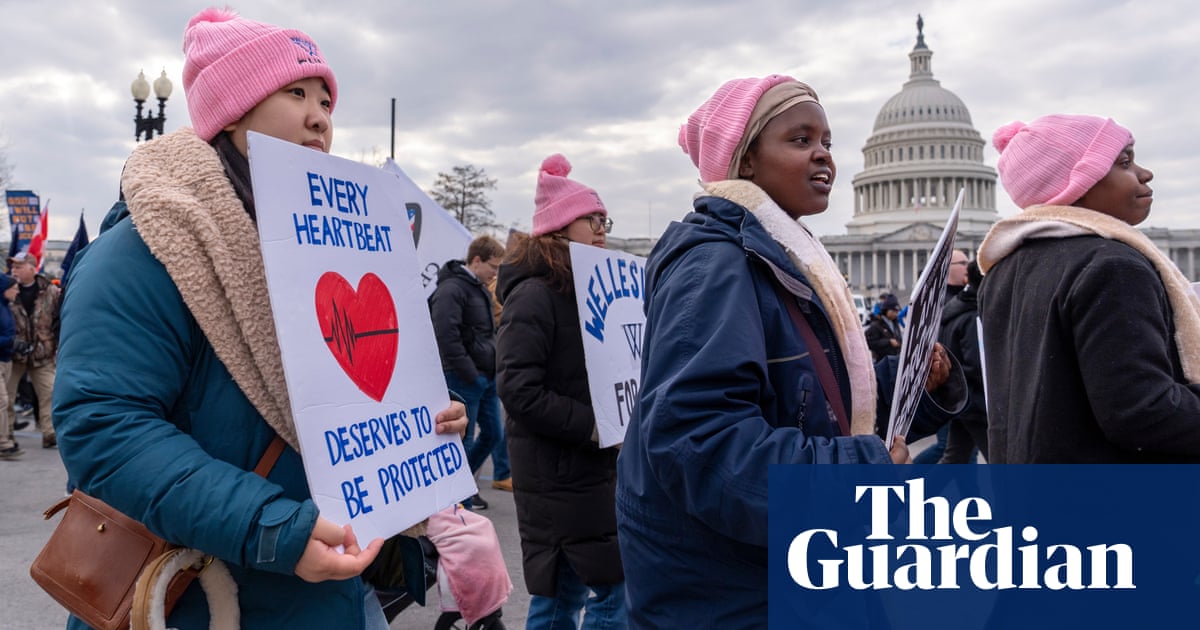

{"left": 429, "top": 235, "right": 508, "bottom": 509}
{"left": 6, "top": 252, "right": 59, "bottom": 449}
{"left": 864, "top": 293, "right": 903, "bottom": 362}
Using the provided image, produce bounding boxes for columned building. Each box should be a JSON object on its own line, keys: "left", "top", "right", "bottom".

{"left": 822, "top": 17, "right": 1200, "bottom": 295}
{"left": 822, "top": 17, "right": 997, "bottom": 295}
{"left": 624, "top": 18, "right": 1200, "bottom": 285}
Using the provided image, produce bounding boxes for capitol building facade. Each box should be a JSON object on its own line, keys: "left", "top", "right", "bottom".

{"left": 821, "top": 17, "right": 1200, "bottom": 296}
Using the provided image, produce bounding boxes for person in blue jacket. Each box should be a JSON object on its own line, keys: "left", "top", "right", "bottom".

{"left": 52, "top": 8, "right": 465, "bottom": 629}
{"left": 0, "top": 275, "right": 19, "bottom": 459}
{"left": 617, "top": 75, "right": 920, "bottom": 628}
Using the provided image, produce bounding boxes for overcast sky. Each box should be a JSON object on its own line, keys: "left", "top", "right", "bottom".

{"left": 2, "top": 0, "right": 1197, "bottom": 242}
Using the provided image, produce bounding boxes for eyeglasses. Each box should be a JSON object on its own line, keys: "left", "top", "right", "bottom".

{"left": 950, "top": 261, "right": 968, "bottom": 266}
{"left": 582, "top": 214, "right": 614, "bottom": 235}
{"left": 485, "top": 260, "right": 501, "bottom": 272}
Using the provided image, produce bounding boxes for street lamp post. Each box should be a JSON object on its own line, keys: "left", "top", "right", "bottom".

{"left": 131, "top": 69, "right": 173, "bottom": 142}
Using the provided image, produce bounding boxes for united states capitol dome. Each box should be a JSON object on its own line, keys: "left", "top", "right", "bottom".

{"left": 873, "top": 82, "right": 973, "bottom": 129}
{"left": 845, "top": 15, "right": 997, "bottom": 236}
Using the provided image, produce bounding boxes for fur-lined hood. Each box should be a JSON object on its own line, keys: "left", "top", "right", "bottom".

{"left": 120, "top": 127, "right": 298, "bottom": 449}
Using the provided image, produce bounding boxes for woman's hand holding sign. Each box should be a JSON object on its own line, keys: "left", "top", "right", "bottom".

{"left": 435, "top": 400, "right": 469, "bottom": 437}
{"left": 296, "top": 517, "right": 384, "bottom": 582}
{"left": 924, "top": 342, "right": 950, "bottom": 393}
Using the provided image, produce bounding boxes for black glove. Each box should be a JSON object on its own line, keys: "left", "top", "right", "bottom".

{"left": 12, "top": 340, "right": 34, "bottom": 358}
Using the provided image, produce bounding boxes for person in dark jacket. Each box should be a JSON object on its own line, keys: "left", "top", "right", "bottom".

{"left": 616, "top": 75, "right": 910, "bottom": 629}
{"left": 864, "top": 292, "right": 903, "bottom": 361}
{"left": 495, "top": 154, "right": 625, "bottom": 629}
{"left": 912, "top": 249, "right": 973, "bottom": 464}
{"left": 430, "top": 235, "right": 508, "bottom": 508}
{"left": 979, "top": 113, "right": 1200, "bottom": 463}
{"left": 0, "top": 275, "right": 20, "bottom": 459}
{"left": 937, "top": 260, "right": 987, "bottom": 462}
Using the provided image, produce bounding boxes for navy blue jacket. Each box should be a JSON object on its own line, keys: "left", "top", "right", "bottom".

{"left": 616, "top": 193, "right": 890, "bottom": 628}
{"left": 0, "top": 290, "right": 14, "bottom": 362}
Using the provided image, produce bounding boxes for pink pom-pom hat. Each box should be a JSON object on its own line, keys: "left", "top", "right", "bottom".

{"left": 531, "top": 154, "right": 607, "bottom": 237}
{"left": 992, "top": 114, "right": 1132, "bottom": 209}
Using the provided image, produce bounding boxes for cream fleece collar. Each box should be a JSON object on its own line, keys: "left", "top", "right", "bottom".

{"left": 120, "top": 127, "right": 298, "bottom": 450}
{"left": 701, "top": 180, "right": 877, "bottom": 435}
{"left": 978, "top": 204, "right": 1200, "bottom": 383}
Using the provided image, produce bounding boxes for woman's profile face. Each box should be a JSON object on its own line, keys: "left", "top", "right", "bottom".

{"left": 559, "top": 213, "right": 609, "bottom": 249}
{"left": 738, "top": 101, "right": 836, "bottom": 219}
{"left": 1073, "top": 144, "right": 1154, "bottom": 226}
{"left": 224, "top": 77, "right": 333, "bottom": 157}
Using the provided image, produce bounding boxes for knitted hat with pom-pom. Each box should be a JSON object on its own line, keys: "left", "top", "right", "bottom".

{"left": 183, "top": 7, "right": 337, "bottom": 142}
{"left": 532, "top": 154, "right": 607, "bottom": 237}
{"left": 992, "top": 114, "right": 1131, "bottom": 209}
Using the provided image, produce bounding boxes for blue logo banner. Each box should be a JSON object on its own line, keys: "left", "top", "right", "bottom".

{"left": 768, "top": 465, "right": 1200, "bottom": 629}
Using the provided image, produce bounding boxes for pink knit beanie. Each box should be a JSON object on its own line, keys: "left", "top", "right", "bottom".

{"left": 182, "top": 7, "right": 338, "bottom": 142}
{"left": 993, "top": 114, "right": 1132, "bottom": 209}
{"left": 532, "top": 154, "right": 607, "bottom": 237}
{"left": 679, "top": 74, "right": 798, "bottom": 183}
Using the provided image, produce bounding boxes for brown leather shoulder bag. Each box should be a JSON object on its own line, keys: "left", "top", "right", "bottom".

{"left": 30, "top": 435, "right": 286, "bottom": 630}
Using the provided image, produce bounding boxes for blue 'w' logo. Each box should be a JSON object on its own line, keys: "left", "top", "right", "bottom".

{"left": 623, "top": 323, "right": 643, "bottom": 361}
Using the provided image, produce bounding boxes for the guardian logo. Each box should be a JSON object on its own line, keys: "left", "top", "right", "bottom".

{"left": 787, "top": 478, "right": 1134, "bottom": 591}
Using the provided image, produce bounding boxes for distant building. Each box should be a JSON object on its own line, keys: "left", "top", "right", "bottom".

{"left": 821, "top": 16, "right": 998, "bottom": 295}
{"left": 606, "top": 236, "right": 655, "bottom": 258}
{"left": 823, "top": 16, "right": 1200, "bottom": 294}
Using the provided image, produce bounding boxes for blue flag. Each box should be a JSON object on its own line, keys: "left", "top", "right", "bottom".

{"left": 59, "top": 212, "right": 90, "bottom": 287}
{"left": 6, "top": 223, "right": 17, "bottom": 261}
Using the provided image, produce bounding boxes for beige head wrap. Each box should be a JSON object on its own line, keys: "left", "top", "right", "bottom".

{"left": 725, "top": 82, "right": 821, "bottom": 180}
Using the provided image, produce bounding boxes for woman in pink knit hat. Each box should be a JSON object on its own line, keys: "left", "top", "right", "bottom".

{"left": 977, "top": 113, "right": 1200, "bottom": 463}
{"left": 615, "top": 75, "right": 933, "bottom": 628}
{"left": 495, "top": 154, "right": 626, "bottom": 629}
{"left": 52, "top": 8, "right": 467, "bottom": 629}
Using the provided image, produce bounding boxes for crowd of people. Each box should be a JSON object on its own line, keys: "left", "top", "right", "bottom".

{"left": 21, "top": 5, "right": 1196, "bottom": 629}
{"left": 0, "top": 251, "right": 61, "bottom": 459}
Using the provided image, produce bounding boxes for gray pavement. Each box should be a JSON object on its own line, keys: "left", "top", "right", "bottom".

{"left": 0, "top": 428, "right": 528, "bottom": 630}
{"left": 1, "top": 427, "right": 70, "bottom": 630}
{"left": 1, "top": 425, "right": 941, "bottom": 630}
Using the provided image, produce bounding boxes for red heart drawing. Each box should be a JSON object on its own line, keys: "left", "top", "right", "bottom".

{"left": 314, "top": 272, "right": 399, "bottom": 401}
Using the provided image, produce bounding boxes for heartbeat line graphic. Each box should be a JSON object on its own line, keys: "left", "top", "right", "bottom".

{"left": 322, "top": 297, "right": 399, "bottom": 366}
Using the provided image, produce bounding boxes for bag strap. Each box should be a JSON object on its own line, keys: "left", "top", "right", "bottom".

{"left": 772, "top": 283, "right": 851, "bottom": 437}
{"left": 254, "top": 434, "right": 287, "bottom": 478}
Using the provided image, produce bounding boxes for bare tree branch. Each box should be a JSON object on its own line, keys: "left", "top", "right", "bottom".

{"left": 430, "top": 164, "right": 500, "bottom": 234}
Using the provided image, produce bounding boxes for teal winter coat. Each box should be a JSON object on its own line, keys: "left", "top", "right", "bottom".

{"left": 54, "top": 130, "right": 372, "bottom": 629}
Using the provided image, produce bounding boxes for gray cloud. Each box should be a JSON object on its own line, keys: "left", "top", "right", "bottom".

{"left": 1, "top": 1, "right": 1196, "bottom": 243}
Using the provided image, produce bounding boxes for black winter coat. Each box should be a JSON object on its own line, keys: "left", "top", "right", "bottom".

{"left": 864, "top": 315, "right": 901, "bottom": 361}
{"left": 939, "top": 290, "right": 987, "bottom": 418}
{"left": 429, "top": 260, "right": 496, "bottom": 381}
{"left": 979, "top": 236, "right": 1200, "bottom": 463}
{"left": 494, "top": 257, "right": 623, "bottom": 596}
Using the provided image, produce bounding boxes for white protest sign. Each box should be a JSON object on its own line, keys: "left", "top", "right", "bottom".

{"left": 380, "top": 158, "right": 472, "bottom": 297}
{"left": 248, "top": 132, "right": 476, "bottom": 543}
{"left": 885, "top": 188, "right": 964, "bottom": 445}
{"left": 569, "top": 242, "right": 647, "bottom": 448}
